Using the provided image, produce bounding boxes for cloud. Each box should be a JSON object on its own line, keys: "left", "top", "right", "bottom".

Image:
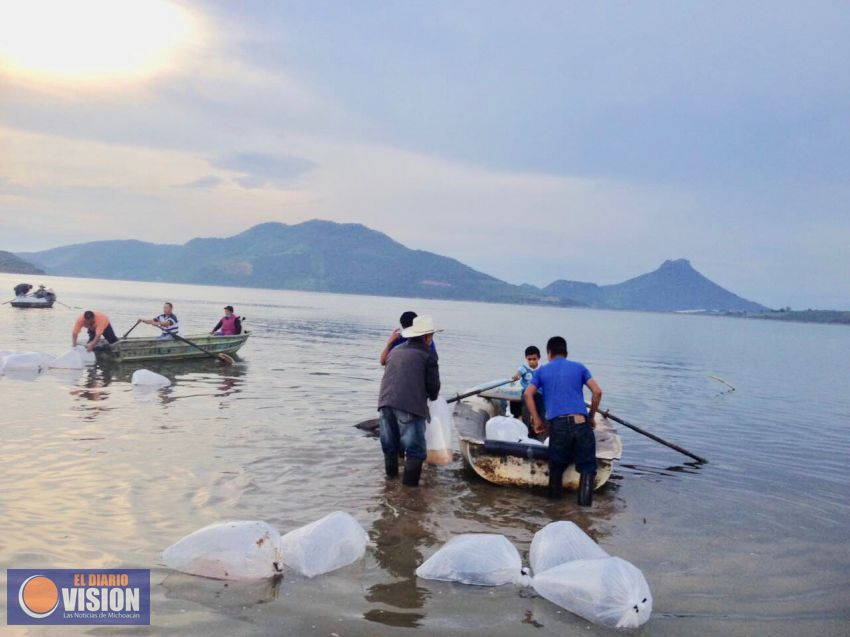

{"left": 212, "top": 152, "right": 314, "bottom": 189}
{"left": 175, "top": 175, "right": 223, "bottom": 189}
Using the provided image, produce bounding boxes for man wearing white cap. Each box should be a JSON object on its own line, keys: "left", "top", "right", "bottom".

{"left": 377, "top": 315, "right": 442, "bottom": 486}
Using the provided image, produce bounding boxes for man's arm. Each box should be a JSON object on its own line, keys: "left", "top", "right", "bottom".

{"left": 586, "top": 378, "right": 602, "bottom": 426}
{"left": 234, "top": 317, "right": 242, "bottom": 334}
{"left": 379, "top": 329, "right": 401, "bottom": 366}
{"left": 425, "top": 350, "right": 441, "bottom": 400}
{"left": 71, "top": 319, "right": 82, "bottom": 346}
{"left": 524, "top": 384, "right": 545, "bottom": 434}
{"left": 211, "top": 319, "right": 222, "bottom": 334}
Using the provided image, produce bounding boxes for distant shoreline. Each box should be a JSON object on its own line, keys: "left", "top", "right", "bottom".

{"left": 2, "top": 270, "right": 847, "bottom": 325}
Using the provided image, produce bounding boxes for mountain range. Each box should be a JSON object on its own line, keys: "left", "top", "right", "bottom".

{"left": 0, "top": 250, "right": 45, "bottom": 275}
{"left": 15, "top": 220, "right": 768, "bottom": 312}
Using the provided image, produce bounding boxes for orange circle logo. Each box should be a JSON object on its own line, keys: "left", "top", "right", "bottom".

{"left": 19, "top": 575, "right": 59, "bottom": 619}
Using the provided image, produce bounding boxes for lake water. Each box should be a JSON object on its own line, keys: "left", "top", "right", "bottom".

{"left": 1, "top": 273, "right": 848, "bottom": 636}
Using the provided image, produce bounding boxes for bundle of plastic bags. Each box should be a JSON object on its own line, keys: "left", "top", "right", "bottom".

{"left": 484, "top": 416, "right": 528, "bottom": 442}
{"left": 416, "top": 521, "right": 652, "bottom": 629}
{"left": 415, "top": 533, "right": 527, "bottom": 586}
{"left": 279, "top": 511, "right": 368, "bottom": 577}
{"left": 162, "top": 521, "right": 283, "bottom": 581}
{"left": 49, "top": 345, "right": 96, "bottom": 369}
{"left": 163, "top": 511, "right": 368, "bottom": 582}
{"left": 425, "top": 396, "right": 453, "bottom": 465}
{"left": 1, "top": 351, "right": 47, "bottom": 372}
{"left": 131, "top": 369, "right": 171, "bottom": 386}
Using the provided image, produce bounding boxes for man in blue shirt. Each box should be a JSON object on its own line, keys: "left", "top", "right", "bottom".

{"left": 524, "top": 336, "right": 603, "bottom": 506}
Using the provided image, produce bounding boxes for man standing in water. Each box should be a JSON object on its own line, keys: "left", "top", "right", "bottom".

{"left": 141, "top": 302, "right": 179, "bottom": 338}
{"left": 377, "top": 315, "right": 441, "bottom": 487}
{"left": 524, "top": 336, "right": 602, "bottom": 506}
{"left": 72, "top": 310, "right": 119, "bottom": 351}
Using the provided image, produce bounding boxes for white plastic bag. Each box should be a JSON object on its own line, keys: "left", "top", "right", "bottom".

{"left": 426, "top": 396, "right": 453, "bottom": 464}
{"left": 49, "top": 346, "right": 95, "bottom": 369}
{"left": 532, "top": 557, "right": 653, "bottom": 629}
{"left": 529, "top": 521, "right": 609, "bottom": 575}
{"left": 279, "top": 511, "right": 368, "bottom": 578}
{"left": 485, "top": 415, "right": 528, "bottom": 443}
{"left": 131, "top": 369, "right": 171, "bottom": 386}
{"left": 1, "top": 351, "right": 45, "bottom": 372}
{"left": 416, "top": 534, "right": 524, "bottom": 586}
{"left": 163, "top": 521, "right": 283, "bottom": 581}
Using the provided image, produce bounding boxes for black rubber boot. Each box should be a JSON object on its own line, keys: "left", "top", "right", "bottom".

{"left": 548, "top": 467, "right": 565, "bottom": 499}
{"left": 402, "top": 459, "right": 423, "bottom": 487}
{"left": 384, "top": 453, "right": 399, "bottom": 478}
{"left": 577, "top": 472, "right": 595, "bottom": 507}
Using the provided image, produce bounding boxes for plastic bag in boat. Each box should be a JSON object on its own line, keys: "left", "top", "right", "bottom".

{"left": 279, "top": 511, "right": 368, "bottom": 578}
{"left": 416, "top": 533, "right": 525, "bottom": 586}
{"left": 162, "top": 521, "right": 283, "bottom": 581}
{"left": 131, "top": 369, "right": 171, "bottom": 386}
{"left": 1, "top": 351, "right": 45, "bottom": 372}
{"left": 529, "top": 521, "right": 609, "bottom": 575}
{"left": 532, "top": 557, "right": 652, "bottom": 629}
{"left": 49, "top": 346, "right": 95, "bottom": 369}
{"left": 485, "top": 415, "right": 528, "bottom": 443}
{"left": 425, "top": 396, "right": 453, "bottom": 465}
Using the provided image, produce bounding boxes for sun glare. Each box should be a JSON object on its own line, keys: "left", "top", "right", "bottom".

{"left": 0, "top": 0, "right": 196, "bottom": 82}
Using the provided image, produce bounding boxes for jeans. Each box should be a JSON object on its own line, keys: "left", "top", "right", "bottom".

{"left": 379, "top": 408, "right": 427, "bottom": 462}
{"left": 88, "top": 324, "right": 118, "bottom": 345}
{"left": 548, "top": 416, "right": 597, "bottom": 475}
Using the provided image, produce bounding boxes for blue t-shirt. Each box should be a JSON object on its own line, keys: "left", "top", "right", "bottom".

{"left": 530, "top": 358, "right": 592, "bottom": 420}
{"left": 516, "top": 363, "right": 542, "bottom": 393}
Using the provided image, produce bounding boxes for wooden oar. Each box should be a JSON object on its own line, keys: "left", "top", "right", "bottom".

{"left": 55, "top": 300, "right": 81, "bottom": 309}
{"left": 591, "top": 403, "right": 708, "bottom": 464}
{"left": 354, "top": 377, "right": 514, "bottom": 432}
{"left": 121, "top": 320, "right": 142, "bottom": 339}
{"left": 160, "top": 328, "right": 235, "bottom": 365}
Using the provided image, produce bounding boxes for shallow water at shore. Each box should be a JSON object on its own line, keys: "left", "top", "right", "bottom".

{"left": 1, "top": 273, "right": 849, "bottom": 635}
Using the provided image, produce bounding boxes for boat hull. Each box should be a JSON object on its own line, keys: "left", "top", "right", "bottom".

{"left": 10, "top": 299, "right": 54, "bottom": 308}
{"left": 454, "top": 392, "right": 622, "bottom": 491}
{"left": 95, "top": 333, "right": 249, "bottom": 362}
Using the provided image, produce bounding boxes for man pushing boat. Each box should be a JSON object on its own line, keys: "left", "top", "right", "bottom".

{"left": 524, "top": 336, "right": 603, "bottom": 506}
{"left": 72, "top": 310, "right": 119, "bottom": 352}
{"left": 377, "top": 315, "right": 441, "bottom": 487}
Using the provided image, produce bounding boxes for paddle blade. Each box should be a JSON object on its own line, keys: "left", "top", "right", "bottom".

{"left": 354, "top": 418, "right": 380, "bottom": 432}
{"left": 217, "top": 353, "right": 235, "bottom": 365}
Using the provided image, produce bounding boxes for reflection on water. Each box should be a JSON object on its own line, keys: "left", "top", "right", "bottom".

{"left": 1, "top": 274, "right": 849, "bottom": 636}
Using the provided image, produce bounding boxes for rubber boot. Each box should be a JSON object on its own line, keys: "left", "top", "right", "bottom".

{"left": 384, "top": 453, "right": 399, "bottom": 478}
{"left": 402, "top": 459, "right": 423, "bottom": 487}
{"left": 548, "top": 467, "right": 565, "bottom": 499}
{"left": 577, "top": 472, "right": 595, "bottom": 507}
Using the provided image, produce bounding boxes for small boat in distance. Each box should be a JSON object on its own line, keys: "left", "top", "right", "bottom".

{"left": 95, "top": 332, "right": 250, "bottom": 362}
{"left": 9, "top": 283, "right": 57, "bottom": 308}
{"left": 453, "top": 382, "right": 622, "bottom": 492}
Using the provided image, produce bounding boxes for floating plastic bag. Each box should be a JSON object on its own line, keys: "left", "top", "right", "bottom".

{"left": 529, "top": 521, "right": 609, "bottom": 575}
{"left": 49, "top": 346, "right": 95, "bottom": 369}
{"left": 279, "top": 511, "right": 368, "bottom": 577}
{"left": 1, "top": 351, "right": 45, "bottom": 372}
{"left": 416, "top": 533, "right": 524, "bottom": 586}
{"left": 131, "top": 369, "right": 171, "bottom": 386}
{"left": 426, "top": 396, "right": 453, "bottom": 464}
{"left": 163, "top": 521, "right": 283, "bottom": 581}
{"left": 485, "top": 416, "right": 528, "bottom": 442}
{"left": 532, "top": 557, "right": 653, "bottom": 629}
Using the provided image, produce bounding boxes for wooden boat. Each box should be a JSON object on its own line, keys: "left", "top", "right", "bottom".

{"left": 95, "top": 332, "right": 250, "bottom": 362}
{"left": 453, "top": 382, "right": 622, "bottom": 491}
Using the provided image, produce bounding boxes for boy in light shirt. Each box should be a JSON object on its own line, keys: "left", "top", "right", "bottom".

{"left": 512, "top": 345, "right": 545, "bottom": 436}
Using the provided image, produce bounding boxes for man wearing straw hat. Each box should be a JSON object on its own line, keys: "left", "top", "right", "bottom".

{"left": 377, "top": 315, "right": 442, "bottom": 487}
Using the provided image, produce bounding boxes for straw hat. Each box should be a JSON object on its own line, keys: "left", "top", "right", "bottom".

{"left": 401, "top": 315, "right": 442, "bottom": 338}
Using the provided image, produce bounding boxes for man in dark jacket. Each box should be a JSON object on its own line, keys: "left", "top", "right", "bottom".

{"left": 377, "top": 315, "right": 441, "bottom": 487}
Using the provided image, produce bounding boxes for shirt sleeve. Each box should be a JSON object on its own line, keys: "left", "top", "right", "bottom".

{"left": 425, "top": 348, "right": 441, "bottom": 401}
{"left": 234, "top": 317, "right": 242, "bottom": 334}
{"left": 530, "top": 367, "right": 542, "bottom": 389}
{"left": 212, "top": 319, "right": 222, "bottom": 332}
{"left": 582, "top": 364, "right": 592, "bottom": 384}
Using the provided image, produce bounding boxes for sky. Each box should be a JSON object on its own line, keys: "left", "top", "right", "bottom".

{"left": 0, "top": 1, "right": 848, "bottom": 309}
